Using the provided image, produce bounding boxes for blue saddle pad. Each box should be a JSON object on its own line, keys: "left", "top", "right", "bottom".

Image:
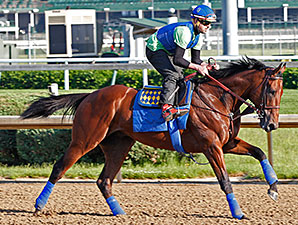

{"left": 133, "top": 81, "right": 193, "bottom": 132}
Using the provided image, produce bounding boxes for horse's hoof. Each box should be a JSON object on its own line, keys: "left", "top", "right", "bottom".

{"left": 33, "top": 209, "right": 42, "bottom": 216}
{"left": 268, "top": 189, "right": 278, "bottom": 201}
{"left": 241, "top": 215, "right": 249, "bottom": 220}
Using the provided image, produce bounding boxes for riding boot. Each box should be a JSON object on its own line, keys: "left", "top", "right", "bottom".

{"left": 162, "top": 104, "right": 189, "bottom": 121}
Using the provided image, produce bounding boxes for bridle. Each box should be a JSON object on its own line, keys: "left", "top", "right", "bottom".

{"left": 254, "top": 69, "right": 283, "bottom": 118}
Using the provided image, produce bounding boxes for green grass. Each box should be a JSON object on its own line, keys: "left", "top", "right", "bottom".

{"left": 227, "top": 128, "right": 298, "bottom": 179}
{"left": 0, "top": 89, "right": 95, "bottom": 115}
{"left": 280, "top": 89, "right": 298, "bottom": 114}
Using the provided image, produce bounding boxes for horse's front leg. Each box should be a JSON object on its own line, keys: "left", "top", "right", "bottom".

{"left": 223, "top": 137, "right": 278, "bottom": 201}
{"left": 204, "top": 143, "right": 245, "bottom": 220}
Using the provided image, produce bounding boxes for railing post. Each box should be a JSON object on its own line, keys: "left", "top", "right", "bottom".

{"left": 267, "top": 131, "right": 273, "bottom": 167}
{"left": 262, "top": 20, "right": 265, "bottom": 56}
{"left": 116, "top": 170, "right": 122, "bottom": 183}
{"left": 142, "top": 69, "right": 148, "bottom": 86}
{"left": 279, "top": 31, "right": 282, "bottom": 55}
{"left": 294, "top": 26, "right": 297, "bottom": 55}
{"left": 64, "top": 61, "right": 69, "bottom": 90}
{"left": 111, "top": 70, "right": 117, "bottom": 85}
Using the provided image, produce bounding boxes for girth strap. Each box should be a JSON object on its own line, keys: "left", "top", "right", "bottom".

{"left": 168, "top": 120, "right": 185, "bottom": 154}
{"left": 168, "top": 120, "right": 208, "bottom": 165}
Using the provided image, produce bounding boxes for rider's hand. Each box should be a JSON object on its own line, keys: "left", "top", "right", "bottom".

{"left": 213, "top": 64, "right": 220, "bottom": 70}
{"left": 207, "top": 57, "right": 219, "bottom": 71}
{"left": 189, "top": 62, "right": 209, "bottom": 76}
{"left": 197, "top": 62, "right": 209, "bottom": 76}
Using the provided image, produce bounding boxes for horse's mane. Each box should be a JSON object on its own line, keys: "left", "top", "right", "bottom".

{"left": 197, "top": 56, "right": 267, "bottom": 83}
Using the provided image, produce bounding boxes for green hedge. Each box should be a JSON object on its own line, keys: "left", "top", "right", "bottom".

{"left": 0, "top": 69, "right": 163, "bottom": 90}
{"left": 0, "top": 130, "right": 19, "bottom": 165}
{"left": 0, "top": 68, "right": 296, "bottom": 89}
{"left": 0, "top": 130, "right": 99, "bottom": 165}
{"left": 283, "top": 68, "right": 298, "bottom": 89}
{"left": 0, "top": 70, "right": 114, "bottom": 89}
{"left": 0, "top": 129, "right": 186, "bottom": 166}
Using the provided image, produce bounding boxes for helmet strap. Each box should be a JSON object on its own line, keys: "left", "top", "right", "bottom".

{"left": 192, "top": 18, "right": 200, "bottom": 34}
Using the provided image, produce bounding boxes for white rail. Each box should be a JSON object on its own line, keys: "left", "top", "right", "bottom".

{"left": 0, "top": 55, "right": 298, "bottom": 64}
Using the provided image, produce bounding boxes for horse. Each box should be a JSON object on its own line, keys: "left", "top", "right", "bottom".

{"left": 21, "top": 57, "right": 285, "bottom": 219}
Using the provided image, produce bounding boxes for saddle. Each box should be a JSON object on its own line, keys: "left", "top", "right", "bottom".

{"left": 133, "top": 81, "right": 194, "bottom": 133}
{"left": 138, "top": 79, "right": 190, "bottom": 108}
{"left": 133, "top": 80, "right": 194, "bottom": 157}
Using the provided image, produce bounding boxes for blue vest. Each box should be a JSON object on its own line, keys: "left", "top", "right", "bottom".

{"left": 156, "top": 21, "right": 200, "bottom": 54}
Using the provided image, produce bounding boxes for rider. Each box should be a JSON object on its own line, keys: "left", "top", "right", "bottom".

{"left": 146, "top": 4, "right": 216, "bottom": 121}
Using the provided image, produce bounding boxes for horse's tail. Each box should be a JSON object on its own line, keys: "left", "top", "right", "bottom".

{"left": 21, "top": 93, "right": 90, "bottom": 119}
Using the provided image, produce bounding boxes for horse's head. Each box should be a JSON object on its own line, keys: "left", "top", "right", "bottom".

{"left": 251, "top": 62, "right": 286, "bottom": 132}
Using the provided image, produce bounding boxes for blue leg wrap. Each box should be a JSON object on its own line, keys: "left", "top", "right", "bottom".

{"left": 35, "top": 181, "right": 55, "bottom": 211}
{"left": 261, "top": 159, "right": 278, "bottom": 185}
{"left": 106, "top": 196, "right": 126, "bottom": 216}
{"left": 226, "top": 193, "right": 244, "bottom": 220}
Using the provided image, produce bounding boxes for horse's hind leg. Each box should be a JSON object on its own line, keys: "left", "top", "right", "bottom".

{"left": 223, "top": 137, "right": 278, "bottom": 201}
{"left": 34, "top": 104, "right": 116, "bottom": 213}
{"left": 34, "top": 140, "right": 100, "bottom": 214}
{"left": 96, "top": 132, "right": 135, "bottom": 215}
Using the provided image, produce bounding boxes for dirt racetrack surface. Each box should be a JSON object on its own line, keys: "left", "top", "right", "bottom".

{"left": 0, "top": 180, "right": 297, "bottom": 225}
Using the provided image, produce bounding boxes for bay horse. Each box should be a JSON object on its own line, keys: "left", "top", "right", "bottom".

{"left": 21, "top": 57, "right": 285, "bottom": 219}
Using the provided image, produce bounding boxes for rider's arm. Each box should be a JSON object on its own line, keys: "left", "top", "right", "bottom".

{"left": 189, "top": 48, "right": 209, "bottom": 75}
{"left": 173, "top": 46, "right": 208, "bottom": 75}
{"left": 173, "top": 45, "right": 190, "bottom": 68}
{"left": 191, "top": 48, "right": 203, "bottom": 65}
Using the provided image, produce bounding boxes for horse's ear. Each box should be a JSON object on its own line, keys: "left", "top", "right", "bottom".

{"left": 280, "top": 62, "right": 287, "bottom": 73}
{"left": 272, "top": 62, "right": 286, "bottom": 77}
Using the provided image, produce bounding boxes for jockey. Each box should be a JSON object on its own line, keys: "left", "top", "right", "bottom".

{"left": 146, "top": 4, "right": 216, "bottom": 121}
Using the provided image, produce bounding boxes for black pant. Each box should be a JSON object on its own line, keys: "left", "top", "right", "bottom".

{"left": 146, "top": 47, "right": 183, "bottom": 105}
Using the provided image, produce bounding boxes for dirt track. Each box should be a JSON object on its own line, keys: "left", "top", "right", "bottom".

{"left": 0, "top": 180, "right": 297, "bottom": 224}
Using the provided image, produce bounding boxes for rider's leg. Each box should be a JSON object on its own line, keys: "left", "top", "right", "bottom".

{"left": 146, "top": 48, "right": 188, "bottom": 121}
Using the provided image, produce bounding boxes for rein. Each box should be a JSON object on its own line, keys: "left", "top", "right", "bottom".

{"left": 187, "top": 71, "right": 258, "bottom": 120}
{"left": 189, "top": 66, "right": 283, "bottom": 120}
{"left": 188, "top": 63, "right": 283, "bottom": 137}
{"left": 202, "top": 72, "right": 259, "bottom": 115}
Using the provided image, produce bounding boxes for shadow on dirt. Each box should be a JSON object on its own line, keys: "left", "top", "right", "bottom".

{"left": 0, "top": 209, "right": 33, "bottom": 214}
{"left": 58, "top": 211, "right": 112, "bottom": 217}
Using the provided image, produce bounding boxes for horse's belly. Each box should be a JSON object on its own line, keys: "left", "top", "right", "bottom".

{"left": 130, "top": 130, "right": 203, "bottom": 153}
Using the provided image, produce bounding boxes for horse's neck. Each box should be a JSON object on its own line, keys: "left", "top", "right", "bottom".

{"left": 199, "top": 71, "right": 262, "bottom": 112}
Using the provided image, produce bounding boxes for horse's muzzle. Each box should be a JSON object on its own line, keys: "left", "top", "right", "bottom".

{"left": 260, "top": 113, "right": 279, "bottom": 132}
{"left": 261, "top": 121, "right": 278, "bottom": 132}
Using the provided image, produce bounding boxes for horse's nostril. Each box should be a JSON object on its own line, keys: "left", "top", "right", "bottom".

{"left": 269, "top": 123, "right": 276, "bottom": 131}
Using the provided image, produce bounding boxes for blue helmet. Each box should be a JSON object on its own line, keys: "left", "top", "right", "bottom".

{"left": 191, "top": 5, "right": 216, "bottom": 22}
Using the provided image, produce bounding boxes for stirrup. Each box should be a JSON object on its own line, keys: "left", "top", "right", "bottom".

{"left": 174, "top": 108, "right": 189, "bottom": 118}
